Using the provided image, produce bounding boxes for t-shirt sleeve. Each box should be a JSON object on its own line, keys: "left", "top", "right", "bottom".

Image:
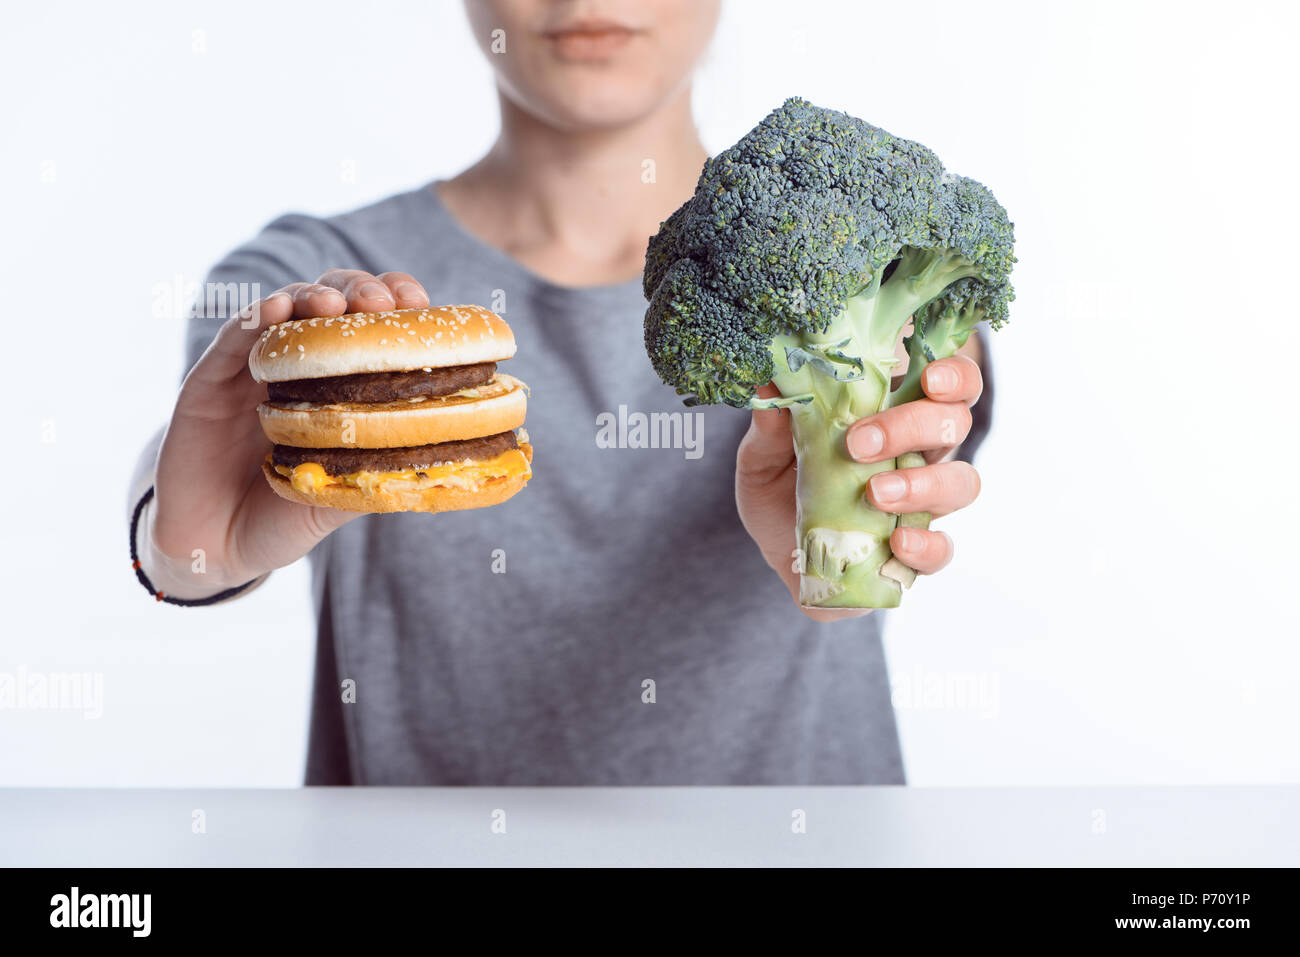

{"left": 182, "top": 213, "right": 338, "bottom": 379}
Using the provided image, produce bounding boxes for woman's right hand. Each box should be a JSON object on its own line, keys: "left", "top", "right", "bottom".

{"left": 141, "top": 269, "right": 431, "bottom": 598}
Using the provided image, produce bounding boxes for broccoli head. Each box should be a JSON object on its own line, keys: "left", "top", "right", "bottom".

{"left": 643, "top": 97, "right": 1015, "bottom": 609}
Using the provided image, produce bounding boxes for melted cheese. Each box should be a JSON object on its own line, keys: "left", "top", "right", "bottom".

{"left": 276, "top": 447, "right": 531, "bottom": 495}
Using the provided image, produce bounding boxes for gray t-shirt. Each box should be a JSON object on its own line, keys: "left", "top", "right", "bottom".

{"left": 186, "top": 184, "right": 986, "bottom": 785}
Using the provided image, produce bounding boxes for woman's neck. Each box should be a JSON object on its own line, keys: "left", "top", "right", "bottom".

{"left": 438, "top": 87, "right": 708, "bottom": 287}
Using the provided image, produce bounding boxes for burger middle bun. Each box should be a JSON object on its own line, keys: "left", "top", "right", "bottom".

{"left": 258, "top": 374, "right": 527, "bottom": 449}
{"left": 249, "top": 304, "right": 516, "bottom": 382}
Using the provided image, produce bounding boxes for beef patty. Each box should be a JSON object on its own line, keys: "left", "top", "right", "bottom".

{"left": 266, "top": 362, "right": 496, "bottom": 404}
{"left": 272, "top": 431, "right": 520, "bottom": 475}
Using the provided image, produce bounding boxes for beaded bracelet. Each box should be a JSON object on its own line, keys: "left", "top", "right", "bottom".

{"left": 129, "top": 486, "right": 260, "bottom": 606}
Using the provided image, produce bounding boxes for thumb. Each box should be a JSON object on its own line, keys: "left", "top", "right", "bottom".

{"left": 737, "top": 383, "right": 795, "bottom": 478}
{"left": 305, "top": 504, "right": 363, "bottom": 536}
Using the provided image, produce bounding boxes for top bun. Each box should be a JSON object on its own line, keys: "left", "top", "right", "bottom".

{"left": 249, "top": 304, "right": 516, "bottom": 382}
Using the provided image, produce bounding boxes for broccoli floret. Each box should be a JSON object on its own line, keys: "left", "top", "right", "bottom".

{"left": 643, "top": 98, "right": 1015, "bottom": 609}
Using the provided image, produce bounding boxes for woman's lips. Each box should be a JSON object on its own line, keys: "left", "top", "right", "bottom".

{"left": 544, "top": 22, "right": 639, "bottom": 60}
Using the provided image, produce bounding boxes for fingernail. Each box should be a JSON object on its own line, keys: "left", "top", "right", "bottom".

{"left": 926, "top": 365, "right": 958, "bottom": 394}
{"left": 359, "top": 282, "right": 392, "bottom": 301}
{"left": 896, "top": 528, "right": 920, "bottom": 552}
{"left": 395, "top": 282, "right": 427, "bottom": 302}
{"left": 870, "top": 473, "right": 906, "bottom": 504}
{"left": 848, "top": 424, "right": 884, "bottom": 460}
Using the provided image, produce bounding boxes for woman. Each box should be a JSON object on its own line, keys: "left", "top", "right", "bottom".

{"left": 131, "top": 0, "right": 988, "bottom": 784}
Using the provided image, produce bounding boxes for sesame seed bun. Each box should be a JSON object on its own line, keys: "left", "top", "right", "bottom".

{"left": 257, "top": 373, "right": 527, "bottom": 449}
{"left": 260, "top": 443, "right": 533, "bottom": 514}
{"left": 248, "top": 304, "right": 516, "bottom": 382}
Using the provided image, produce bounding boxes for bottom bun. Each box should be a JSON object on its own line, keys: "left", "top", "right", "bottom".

{"left": 261, "top": 457, "right": 530, "bottom": 514}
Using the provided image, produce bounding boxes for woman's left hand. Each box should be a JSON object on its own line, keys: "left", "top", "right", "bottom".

{"left": 735, "top": 355, "right": 984, "bottom": 622}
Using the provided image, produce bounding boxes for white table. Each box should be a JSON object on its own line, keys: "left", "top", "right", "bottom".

{"left": 2, "top": 787, "right": 1296, "bottom": 866}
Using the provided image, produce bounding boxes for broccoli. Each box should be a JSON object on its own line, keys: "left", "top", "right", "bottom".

{"left": 643, "top": 98, "right": 1015, "bottom": 609}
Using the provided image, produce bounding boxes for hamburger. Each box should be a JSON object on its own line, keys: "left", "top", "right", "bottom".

{"left": 248, "top": 304, "right": 532, "bottom": 513}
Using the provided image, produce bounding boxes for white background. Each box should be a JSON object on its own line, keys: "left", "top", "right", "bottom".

{"left": 2, "top": 0, "right": 1297, "bottom": 786}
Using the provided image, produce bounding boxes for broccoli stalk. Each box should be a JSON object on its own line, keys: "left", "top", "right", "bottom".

{"left": 643, "top": 98, "right": 1015, "bottom": 609}
{"left": 762, "top": 258, "right": 988, "bottom": 606}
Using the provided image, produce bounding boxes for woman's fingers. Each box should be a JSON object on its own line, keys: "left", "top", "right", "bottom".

{"left": 844, "top": 355, "right": 983, "bottom": 463}
{"left": 845, "top": 398, "right": 973, "bottom": 463}
{"left": 889, "top": 527, "right": 954, "bottom": 575}
{"left": 185, "top": 270, "right": 432, "bottom": 389}
{"left": 920, "top": 354, "right": 983, "bottom": 405}
{"left": 865, "top": 460, "right": 980, "bottom": 517}
{"left": 313, "top": 269, "right": 396, "bottom": 312}
{"left": 375, "top": 271, "right": 431, "bottom": 307}
{"left": 314, "top": 268, "right": 430, "bottom": 312}
{"left": 285, "top": 281, "right": 348, "bottom": 318}
{"left": 312, "top": 269, "right": 430, "bottom": 311}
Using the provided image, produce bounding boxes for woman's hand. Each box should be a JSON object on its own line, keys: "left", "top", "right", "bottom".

{"left": 141, "top": 269, "right": 430, "bottom": 598}
{"left": 735, "top": 355, "right": 984, "bottom": 622}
